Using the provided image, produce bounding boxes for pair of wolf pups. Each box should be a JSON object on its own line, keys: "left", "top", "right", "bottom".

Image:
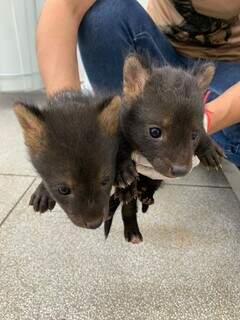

{"left": 14, "top": 54, "right": 223, "bottom": 244}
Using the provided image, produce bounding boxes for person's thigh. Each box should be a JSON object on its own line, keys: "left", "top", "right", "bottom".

{"left": 210, "top": 61, "right": 240, "bottom": 97}
{"left": 78, "top": 0, "right": 183, "bottom": 94}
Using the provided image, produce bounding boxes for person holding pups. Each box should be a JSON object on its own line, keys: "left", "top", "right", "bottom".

{"left": 37, "top": 0, "right": 240, "bottom": 168}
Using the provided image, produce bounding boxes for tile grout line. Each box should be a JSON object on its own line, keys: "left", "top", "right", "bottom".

{"left": 222, "top": 159, "right": 240, "bottom": 203}
{"left": 0, "top": 173, "right": 230, "bottom": 188}
{"left": 0, "top": 173, "right": 37, "bottom": 178}
{"left": 0, "top": 176, "right": 232, "bottom": 229}
{"left": 0, "top": 177, "right": 37, "bottom": 228}
{"left": 164, "top": 183, "right": 231, "bottom": 189}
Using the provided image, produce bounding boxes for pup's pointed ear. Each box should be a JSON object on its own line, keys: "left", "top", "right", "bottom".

{"left": 13, "top": 102, "right": 46, "bottom": 152}
{"left": 99, "top": 96, "right": 121, "bottom": 136}
{"left": 194, "top": 63, "right": 215, "bottom": 92}
{"left": 123, "top": 54, "right": 150, "bottom": 99}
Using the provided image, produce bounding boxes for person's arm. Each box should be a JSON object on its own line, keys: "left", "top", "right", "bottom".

{"left": 36, "top": 0, "right": 96, "bottom": 95}
{"left": 206, "top": 82, "right": 240, "bottom": 134}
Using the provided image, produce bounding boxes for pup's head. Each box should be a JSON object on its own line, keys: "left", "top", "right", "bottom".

{"left": 122, "top": 54, "right": 215, "bottom": 178}
{"left": 14, "top": 91, "right": 120, "bottom": 229}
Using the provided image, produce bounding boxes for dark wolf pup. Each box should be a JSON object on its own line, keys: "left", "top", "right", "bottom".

{"left": 14, "top": 91, "right": 120, "bottom": 229}
{"left": 105, "top": 54, "right": 223, "bottom": 243}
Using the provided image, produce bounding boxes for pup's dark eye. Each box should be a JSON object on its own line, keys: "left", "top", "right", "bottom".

{"left": 101, "top": 177, "right": 110, "bottom": 187}
{"left": 192, "top": 131, "right": 199, "bottom": 141}
{"left": 149, "top": 127, "right": 162, "bottom": 138}
{"left": 58, "top": 185, "right": 71, "bottom": 195}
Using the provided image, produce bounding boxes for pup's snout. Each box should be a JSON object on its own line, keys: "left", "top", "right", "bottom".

{"left": 86, "top": 217, "right": 103, "bottom": 229}
{"left": 170, "top": 164, "right": 190, "bottom": 177}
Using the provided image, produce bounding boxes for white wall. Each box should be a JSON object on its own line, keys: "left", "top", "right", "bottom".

{"left": 0, "top": 0, "right": 147, "bottom": 92}
{"left": 0, "top": 0, "right": 45, "bottom": 92}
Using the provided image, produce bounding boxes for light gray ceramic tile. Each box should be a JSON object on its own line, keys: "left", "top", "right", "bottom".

{"left": 0, "top": 92, "right": 45, "bottom": 176}
{"left": 0, "top": 175, "right": 35, "bottom": 223}
{"left": 165, "top": 164, "right": 228, "bottom": 187}
{"left": 222, "top": 159, "right": 240, "bottom": 202}
{"left": 0, "top": 180, "right": 240, "bottom": 320}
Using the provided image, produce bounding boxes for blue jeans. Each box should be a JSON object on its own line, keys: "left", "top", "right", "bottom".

{"left": 78, "top": 0, "right": 240, "bottom": 167}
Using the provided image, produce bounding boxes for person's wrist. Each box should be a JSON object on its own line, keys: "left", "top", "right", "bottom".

{"left": 203, "top": 90, "right": 211, "bottom": 133}
{"left": 204, "top": 108, "right": 211, "bottom": 132}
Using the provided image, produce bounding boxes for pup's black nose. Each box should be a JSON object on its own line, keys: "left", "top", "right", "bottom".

{"left": 86, "top": 218, "right": 103, "bottom": 229}
{"left": 170, "top": 165, "right": 189, "bottom": 177}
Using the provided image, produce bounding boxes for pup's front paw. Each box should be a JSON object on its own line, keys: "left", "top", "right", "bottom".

{"left": 29, "top": 182, "right": 56, "bottom": 213}
{"left": 115, "top": 159, "right": 138, "bottom": 188}
{"left": 124, "top": 220, "right": 143, "bottom": 244}
{"left": 198, "top": 140, "right": 224, "bottom": 170}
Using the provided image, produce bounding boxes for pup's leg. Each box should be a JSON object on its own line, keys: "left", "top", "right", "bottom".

{"left": 122, "top": 198, "right": 143, "bottom": 244}
{"left": 196, "top": 134, "right": 224, "bottom": 169}
{"left": 104, "top": 194, "right": 121, "bottom": 239}
{"left": 137, "top": 175, "right": 162, "bottom": 213}
{"left": 115, "top": 137, "right": 138, "bottom": 188}
{"left": 104, "top": 183, "right": 138, "bottom": 239}
{"left": 29, "top": 181, "right": 56, "bottom": 213}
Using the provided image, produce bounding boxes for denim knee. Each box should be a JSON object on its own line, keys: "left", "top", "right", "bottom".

{"left": 78, "top": 0, "right": 146, "bottom": 49}
{"left": 78, "top": 0, "right": 148, "bottom": 91}
{"left": 212, "top": 129, "right": 240, "bottom": 167}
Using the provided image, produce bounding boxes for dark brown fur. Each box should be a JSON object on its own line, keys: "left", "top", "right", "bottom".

{"left": 105, "top": 53, "right": 223, "bottom": 243}
{"left": 15, "top": 90, "right": 120, "bottom": 229}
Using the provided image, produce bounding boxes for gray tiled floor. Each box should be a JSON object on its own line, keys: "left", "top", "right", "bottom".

{"left": 0, "top": 92, "right": 240, "bottom": 320}
{"left": 0, "top": 175, "right": 35, "bottom": 223}
{"left": 0, "top": 92, "right": 45, "bottom": 176}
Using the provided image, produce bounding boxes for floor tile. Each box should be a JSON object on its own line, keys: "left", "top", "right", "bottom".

{"left": 0, "top": 92, "right": 45, "bottom": 176}
{"left": 222, "top": 159, "right": 240, "bottom": 202}
{"left": 0, "top": 175, "right": 35, "bottom": 223}
{"left": 166, "top": 164, "right": 228, "bottom": 187}
{"left": 0, "top": 181, "right": 239, "bottom": 320}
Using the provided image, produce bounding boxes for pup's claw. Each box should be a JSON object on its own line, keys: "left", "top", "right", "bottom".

{"left": 196, "top": 135, "right": 224, "bottom": 172}
{"left": 199, "top": 147, "right": 223, "bottom": 171}
{"left": 39, "top": 195, "right": 50, "bottom": 213}
{"left": 142, "top": 204, "right": 149, "bottom": 213}
{"left": 29, "top": 193, "right": 35, "bottom": 206}
{"left": 215, "top": 143, "right": 224, "bottom": 157}
{"left": 48, "top": 198, "right": 56, "bottom": 211}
